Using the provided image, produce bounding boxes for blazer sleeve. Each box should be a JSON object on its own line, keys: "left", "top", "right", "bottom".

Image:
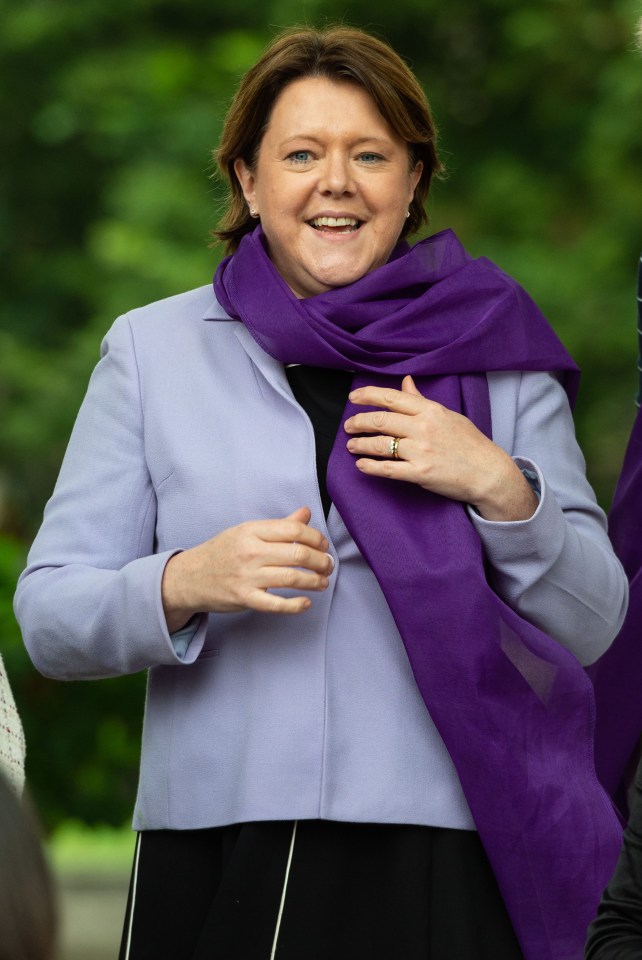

{"left": 14, "top": 314, "right": 208, "bottom": 680}
{"left": 468, "top": 370, "right": 628, "bottom": 666}
{"left": 585, "top": 759, "right": 642, "bottom": 959}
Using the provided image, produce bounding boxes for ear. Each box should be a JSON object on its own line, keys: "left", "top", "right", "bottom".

{"left": 408, "top": 161, "right": 423, "bottom": 201}
{"left": 234, "top": 157, "right": 257, "bottom": 208}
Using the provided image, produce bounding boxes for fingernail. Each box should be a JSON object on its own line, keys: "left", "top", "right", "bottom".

{"left": 325, "top": 552, "right": 335, "bottom": 570}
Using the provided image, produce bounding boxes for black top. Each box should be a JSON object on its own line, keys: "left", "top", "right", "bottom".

{"left": 585, "top": 759, "right": 642, "bottom": 958}
{"left": 285, "top": 365, "right": 353, "bottom": 517}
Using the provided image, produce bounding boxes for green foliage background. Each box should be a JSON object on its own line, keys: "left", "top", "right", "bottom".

{"left": 1, "top": 0, "right": 641, "bottom": 830}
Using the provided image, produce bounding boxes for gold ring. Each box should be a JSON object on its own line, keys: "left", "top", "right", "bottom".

{"left": 389, "top": 437, "right": 401, "bottom": 460}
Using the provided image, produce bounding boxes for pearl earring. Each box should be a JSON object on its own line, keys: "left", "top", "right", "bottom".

{"left": 250, "top": 207, "right": 259, "bottom": 218}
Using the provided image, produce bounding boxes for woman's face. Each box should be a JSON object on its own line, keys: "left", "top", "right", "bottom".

{"left": 234, "top": 76, "right": 423, "bottom": 299}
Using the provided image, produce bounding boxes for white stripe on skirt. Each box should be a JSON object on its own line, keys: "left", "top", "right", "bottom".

{"left": 270, "top": 820, "right": 298, "bottom": 960}
{"left": 123, "top": 832, "right": 142, "bottom": 960}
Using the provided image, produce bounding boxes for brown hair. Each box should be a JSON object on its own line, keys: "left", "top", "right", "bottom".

{"left": 213, "top": 26, "right": 443, "bottom": 252}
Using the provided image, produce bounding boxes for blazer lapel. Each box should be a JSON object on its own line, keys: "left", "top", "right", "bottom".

{"left": 202, "top": 296, "right": 293, "bottom": 402}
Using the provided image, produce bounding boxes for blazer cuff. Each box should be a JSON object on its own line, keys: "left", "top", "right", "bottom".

{"left": 466, "top": 457, "right": 565, "bottom": 570}
{"left": 159, "top": 551, "right": 208, "bottom": 664}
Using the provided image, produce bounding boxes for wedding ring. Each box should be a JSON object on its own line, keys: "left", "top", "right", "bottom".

{"left": 389, "top": 437, "right": 401, "bottom": 460}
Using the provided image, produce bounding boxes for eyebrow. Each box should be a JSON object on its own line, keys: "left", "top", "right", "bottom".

{"left": 278, "top": 135, "right": 394, "bottom": 149}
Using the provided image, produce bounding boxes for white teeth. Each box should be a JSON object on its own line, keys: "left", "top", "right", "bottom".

{"left": 311, "top": 216, "right": 359, "bottom": 228}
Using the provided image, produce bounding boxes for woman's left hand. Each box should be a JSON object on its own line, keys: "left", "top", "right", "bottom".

{"left": 344, "top": 375, "right": 538, "bottom": 522}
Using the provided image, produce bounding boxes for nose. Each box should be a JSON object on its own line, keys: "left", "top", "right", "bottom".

{"left": 317, "top": 152, "right": 355, "bottom": 197}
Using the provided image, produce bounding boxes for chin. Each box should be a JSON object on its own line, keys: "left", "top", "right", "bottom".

{"left": 312, "top": 263, "right": 378, "bottom": 293}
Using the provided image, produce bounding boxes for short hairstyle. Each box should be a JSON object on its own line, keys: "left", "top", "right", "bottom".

{"left": 213, "top": 26, "right": 443, "bottom": 252}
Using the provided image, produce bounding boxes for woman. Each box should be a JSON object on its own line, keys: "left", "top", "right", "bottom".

{"left": 0, "top": 770, "right": 57, "bottom": 960}
{"left": 584, "top": 25, "right": 642, "bottom": 956}
{"left": 586, "top": 758, "right": 642, "bottom": 958}
{"left": 584, "top": 229, "right": 642, "bottom": 960}
{"left": 14, "top": 26, "right": 627, "bottom": 960}
{"left": 590, "top": 251, "right": 642, "bottom": 815}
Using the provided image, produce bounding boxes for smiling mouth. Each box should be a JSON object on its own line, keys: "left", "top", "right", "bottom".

{"left": 308, "top": 216, "right": 363, "bottom": 233}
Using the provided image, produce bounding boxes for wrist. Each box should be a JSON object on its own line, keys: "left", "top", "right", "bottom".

{"left": 162, "top": 552, "right": 197, "bottom": 633}
{"left": 473, "top": 457, "right": 539, "bottom": 522}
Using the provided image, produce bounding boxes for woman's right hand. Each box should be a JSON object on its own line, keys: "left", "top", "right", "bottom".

{"left": 161, "top": 507, "right": 334, "bottom": 632}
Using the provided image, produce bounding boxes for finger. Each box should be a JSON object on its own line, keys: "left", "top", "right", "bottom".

{"left": 245, "top": 589, "right": 312, "bottom": 615}
{"left": 344, "top": 409, "right": 412, "bottom": 438}
{"left": 402, "top": 374, "right": 423, "bottom": 396}
{"left": 348, "top": 384, "right": 425, "bottom": 414}
{"left": 257, "top": 566, "right": 330, "bottom": 592}
{"left": 346, "top": 434, "right": 408, "bottom": 460}
{"left": 252, "top": 514, "right": 329, "bottom": 553}
{"left": 352, "top": 457, "right": 417, "bottom": 483}
{"left": 286, "top": 506, "right": 312, "bottom": 524}
{"left": 261, "top": 541, "right": 335, "bottom": 575}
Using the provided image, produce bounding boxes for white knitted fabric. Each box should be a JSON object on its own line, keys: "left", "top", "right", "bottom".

{"left": 0, "top": 653, "right": 26, "bottom": 793}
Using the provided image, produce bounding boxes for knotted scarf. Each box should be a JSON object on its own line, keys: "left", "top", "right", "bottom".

{"left": 214, "top": 226, "right": 622, "bottom": 960}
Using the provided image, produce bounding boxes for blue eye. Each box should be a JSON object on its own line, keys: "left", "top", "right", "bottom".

{"left": 288, "top": 150, "right": 312, "bottom": 163}
{"left": 358, "top": 153, "right": 383, "bottom": 163}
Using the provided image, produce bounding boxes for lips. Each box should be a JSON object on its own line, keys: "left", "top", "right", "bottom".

{"left": 309, "top": 216, "right": 362, "bottom": 232}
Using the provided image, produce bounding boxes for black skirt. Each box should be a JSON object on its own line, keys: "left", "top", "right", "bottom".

{"left": 119, "top": 820, "right": 523, "bottom": 959}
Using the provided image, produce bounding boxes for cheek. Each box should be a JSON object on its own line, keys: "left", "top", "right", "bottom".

{"left": 269, "top": 191, "right": 303, "bottom": 224}
{"left": 379, "top": 200, "right": 409, "bottom": 235}
{"left": 379, "top": 178, "right": 413, "bottom": 217}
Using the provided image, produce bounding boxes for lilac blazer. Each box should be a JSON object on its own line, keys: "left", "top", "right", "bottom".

{"left": 14, "top": 286, "right": 627, "bottom": 831}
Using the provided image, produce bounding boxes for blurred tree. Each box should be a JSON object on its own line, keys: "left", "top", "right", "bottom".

{"left": 1, "top": 0, "right": 641, "bottom": 829}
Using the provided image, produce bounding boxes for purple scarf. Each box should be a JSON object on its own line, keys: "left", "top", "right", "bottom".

{"left": 214, "top": 226, "right": 622, "bottom": 960}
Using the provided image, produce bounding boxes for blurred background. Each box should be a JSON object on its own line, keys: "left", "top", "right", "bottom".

{"left": 1, "top": 0, "right": 641, "bottom": 954}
